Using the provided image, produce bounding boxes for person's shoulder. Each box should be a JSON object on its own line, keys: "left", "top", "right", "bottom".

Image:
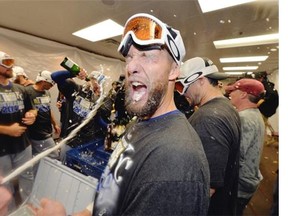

{"left": 12, "top": 82, "right": 26, "bottom": 91}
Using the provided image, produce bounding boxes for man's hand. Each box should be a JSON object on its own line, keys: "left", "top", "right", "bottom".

{"left": 77, "top": 68, "right": 88, "bottom": 80}
{"left": 22, "top": 111, "right": 36, "bottom": 125}
{"left": 0, "top": 177, "right": 12, "bottom": 216}
{"left": 35, "top": 198, "right": 66, "bottom": 216}
{"left": 3, "top": 123, "right": 27, "bottom": 137}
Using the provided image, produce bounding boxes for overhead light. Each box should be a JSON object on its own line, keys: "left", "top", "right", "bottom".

{"left": 223, "top": 66, "right": 258, "bottom": 70}
{"left": 73, "top": 19, "right": 123, "bottom": 42}
{"left": 214, "top": 33, "right": 279, "bottom": 49}
{"left": 198, "top": 0, "right": 255, "bottom": 13}
{"left": 220, "top": 56, "right": 268, "bottom": 63}
{"left": 224, "top": 72, "right": 245, "bottom": 75}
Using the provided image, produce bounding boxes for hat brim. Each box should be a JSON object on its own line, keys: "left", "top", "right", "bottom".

{"left": 206, "top": 72, "right": 228, "bottom": 80}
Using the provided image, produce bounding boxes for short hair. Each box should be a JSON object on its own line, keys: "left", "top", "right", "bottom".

{"left": 207, "top": 77, "right": 219, "bottom": 87}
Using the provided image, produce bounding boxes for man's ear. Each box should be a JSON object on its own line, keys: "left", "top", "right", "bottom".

{"left": 169, "top": 63, "right": 180, "bottom": 81}
{"left": 240, "top": 91, "right": 247, "bottom": 99}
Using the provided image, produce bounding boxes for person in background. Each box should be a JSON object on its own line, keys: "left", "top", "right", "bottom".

{"left": 0, "top": 51, "right": 37, "bottom": 212}
{"left": 51, "top": 69, "right": 108, "bottom": 160}
{"left": 35, "top": 13, "right": 210, "bottom": 216}
{"left": 25, "top": 70, "right": 61, "bottom": 173}
{"left": 176, "top": 56, "right": 241, "bottom": 215}
{"left": 225, "top": 78, "right": 265, "bottom": 216}
{"left": 12, "top": 66, "right": 34, "bottom": 86}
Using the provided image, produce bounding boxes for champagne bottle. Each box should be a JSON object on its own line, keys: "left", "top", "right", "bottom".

{"left": 60, "top": 57, "right": 90, "bottom": 81}
{"left": 60, "top": 57, "right": 81, "bottom": 76}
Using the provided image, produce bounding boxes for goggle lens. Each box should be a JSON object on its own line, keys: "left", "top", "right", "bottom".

{"left": 1, "top": 58, "right": 14, "bottom": 68}
{"left": 175, "top": 81, "right": 186, "bottom": 95}
{"left": 124, "top": 17, "right": 163, "bottom": 42}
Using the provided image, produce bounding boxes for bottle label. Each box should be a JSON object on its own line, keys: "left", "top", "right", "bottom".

{"left": 64, "top": 59, "right": 75, "bottom": 68}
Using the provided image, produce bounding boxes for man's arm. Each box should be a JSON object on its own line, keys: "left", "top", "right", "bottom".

{"left": 50, "top": 111, "right": 61, "bottom": 135}
{"left": 34, "top": 198, "right": 92, "bottom": 216}
{"left": 0, "top": 177, "right": 12, "bottom": 216}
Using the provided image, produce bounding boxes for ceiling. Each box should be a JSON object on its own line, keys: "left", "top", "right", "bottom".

{"left": 0, "top": 0, "right": 279, "bottom": 75}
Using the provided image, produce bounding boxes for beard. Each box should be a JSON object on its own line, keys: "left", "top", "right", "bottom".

{"left": 0, "top": 69, "right": 13, "bottom": 79}
{"left": 125, "top": 81, "right": 167, "bottom": 119}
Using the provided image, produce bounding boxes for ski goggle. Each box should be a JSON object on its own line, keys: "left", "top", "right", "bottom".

{"left": 175, "top": 71, "right": 203, "bottom": 95}
{"left": 118, "top": 13, "right": 185, "bottom": 65}
{"left": 0, "top": 58, "right": 15, "bottom": 69}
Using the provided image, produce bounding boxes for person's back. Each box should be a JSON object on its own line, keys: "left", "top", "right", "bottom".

{"left": 190, "top": 97, "right": 240, "bottom": 215}
{"left": 237, "top": 108, "right": 264, "bottom": 195}
{"left": 225, "top": 78, "right": 265, "bottom": 215}
{"left": 177, "top": 57, "right": 241, "bottom": 215}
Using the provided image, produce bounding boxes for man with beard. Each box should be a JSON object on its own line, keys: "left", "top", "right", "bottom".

{"left": 176, "top": 57, "right": 241, "bottom": 215}
{"left": 0, "top": 51, "right": 37, "bottom": 212}
{"left": 35, "top": 13, "right": 210, "bottom": 216}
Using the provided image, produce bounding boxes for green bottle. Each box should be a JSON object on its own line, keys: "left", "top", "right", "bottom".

{"left": 60, "top": 57, "right": 81, "bottom": 76}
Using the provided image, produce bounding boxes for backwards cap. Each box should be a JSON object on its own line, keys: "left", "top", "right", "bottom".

{"left": 88, "top": 70, "right": 106, "bottom": 84}
{"left": 118, "top": 13, "right": 186, "bottom": 65}
{"left": 225, "top": 78, "right": 265, "bottom": 97}
{"left": 175, "top": 57, "right": 228, "bottom": 95}
{"left": 36, "top": 70, "right": 55, "bottom": 85}
{"left": 180, "top": 57, "right": 228, "bottom": 82}
{"left": 13, "top": 66, "right": 28, "bottom": 78}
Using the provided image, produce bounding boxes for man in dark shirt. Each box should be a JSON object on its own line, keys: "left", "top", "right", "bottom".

{"left": 0, "top": 51, "right": 37, "bottom": 211}
{"left": 26, "top": 70, "right": 60, "bottom": 172}
{"left": 176, "top": 57, "right": 241, "bottom": 215}
{"left": 35, "top": 13, "right": 210, "bottom": 216}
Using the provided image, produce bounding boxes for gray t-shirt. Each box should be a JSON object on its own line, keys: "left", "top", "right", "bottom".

{"left": 238, "top": 108, "right": 265, "bottom": 199}
{"left": 94, "top": 110, "right": 210, "bottom": 216}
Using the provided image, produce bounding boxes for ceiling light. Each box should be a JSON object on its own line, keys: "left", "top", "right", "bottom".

{"left": 198, "top": 0, "right": 255, "bottom": 13}
{"left": 73, "top": 19, "right": 123, "bottom": 42}
{"left": 224, "top": 72, "right": 245, "bottom": 75}
{"left": 223, "top": 66, "right": 258, "bottom": 70}
{"left": 214, "top": 33, "right": 279, "bottom": 49}
{"left": 220, "top": 56, "right": 268, "bottom": 63}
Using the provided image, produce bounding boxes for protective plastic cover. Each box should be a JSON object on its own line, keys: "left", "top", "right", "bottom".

{"left": 9, "top": 157, "right": 98, "bottom": 215}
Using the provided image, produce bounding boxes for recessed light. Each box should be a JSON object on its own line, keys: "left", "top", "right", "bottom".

{"left": 198, "top": 0, "right": 256, "bottom": 13}
{"left": 73, "top": 19, "right": 123, "bottom": 42}
{"left": 223, "top": 66, "right": 258, "bottom": 70}
{"left": 220, "top": 56, "right": 268, "bottom": 63}
{"left": 224, "top": 72, "right": 245, "bottom": 75}
{"left": 214, "top": 33, "right": 279, "bottom": 49}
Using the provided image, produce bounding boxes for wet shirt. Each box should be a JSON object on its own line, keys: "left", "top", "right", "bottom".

{"left": 25, "top": 85, "right": 53, "bottom": 140}
{"left": 189, "top": 97, "right": 241, "bottom": 215}
{"left": 238, "top": 108, "right": 265, "bottom": 199}
{"left": 93, "top": 111, "right": 210, "bottom": 216}
{"left": 0, "top": 82, "right": 34, "bottom": 156}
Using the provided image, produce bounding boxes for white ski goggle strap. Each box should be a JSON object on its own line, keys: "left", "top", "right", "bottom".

{"left": 0, "top": 58, "right": 15, "bottom": 69}
{"left": 118, "top": 13, "right": 185, "bottom": 65}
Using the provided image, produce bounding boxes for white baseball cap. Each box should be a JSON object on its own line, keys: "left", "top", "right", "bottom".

{"left": 88, "top": 70, "right": 106, "bottom": 84}
{"left": 175, "top": 57, "right": 228, "bottom": 95}
{"left": 36, "top": 70, "right": 55, "bottom": 85}
{"left": 13, "top": 66, "right": 28, "bottom": 78}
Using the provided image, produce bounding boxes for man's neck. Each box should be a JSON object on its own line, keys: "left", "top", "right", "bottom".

{"left": 0, "top": 76, "right": 9, "bottom": 86}
{"left": 236, "top": 101, "right": 258, "bottom": 112}
{"left": 200, "top": 88, "right": 224, "bottom": 106}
